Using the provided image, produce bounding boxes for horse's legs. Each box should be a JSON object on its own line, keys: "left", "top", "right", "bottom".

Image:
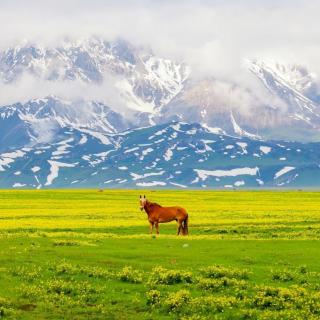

{"left": 181, "top": 218, "right": 188, "bottom": 235}
{"left": 155, "top": 222, "right": 159, "bottom": 235}
{"left": 177, "top": 221, "right": 182, "bottom": 235}
{"left": 184, "top": 216, "right": 189, "bottom": 235}
{"left": 149, "top": 222, "right": 154, "bottom": 235}
{"left": 181, "top": 221, "right": 185, "bottom": 235}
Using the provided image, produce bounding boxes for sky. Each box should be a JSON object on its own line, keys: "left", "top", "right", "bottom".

{"left": 0, "top": 1, "right": 319, "bottom": 70}
{"left": 0, "top": 0, "right": 319, "bottom": 107}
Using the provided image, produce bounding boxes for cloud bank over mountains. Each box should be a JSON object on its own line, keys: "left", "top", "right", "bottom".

{"left": 1, "top": 0, "right": 319, "bottom": 78}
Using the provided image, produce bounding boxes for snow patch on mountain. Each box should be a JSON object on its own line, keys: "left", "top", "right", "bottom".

{"left": 260, "top": 146, "right": 272, "bottom": 154}
{"left": 13, "top": 183, "right": 26, "bottom": 188}
{"left": 164, "top": 144, "right": 177, "bottom": 161}
{"left": 274, "top": 166, "right": 295, "bottom": 179}
{"left": 194, "top": 167, "right": 260, "bottom": 181}
{"left": 234, "top": 180, "right": 245, "bottom": 187}
{"left": 45, "top": 160, "right": 76, "bottom": 186}
{"left": 136, "top": 181, "right": 166, "bottom": 187}
{"left": 130, "top": 171, "right": 164, "bottom": 181}
{"left": 169, "top": 182, "right": 187, "bottom": 188}
{"left": 0, "top": 150, "right": 25, "bottom": 171}
{"left": 230, "top": 112, "right": 260, "bottom": 139}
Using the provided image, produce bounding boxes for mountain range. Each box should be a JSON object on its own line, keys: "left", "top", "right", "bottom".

{"left": 1, "top": 121, "right": 320, "bottom": 189}
{"left": 1, "top": 38, "right": 320, "bottom": 188}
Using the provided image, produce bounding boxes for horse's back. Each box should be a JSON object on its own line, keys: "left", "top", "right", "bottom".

{"left": 162, "top": 206, "right": 188, "bottom": 218}
{"left": 167, "top": 206, "right": 187, "bottom": 213}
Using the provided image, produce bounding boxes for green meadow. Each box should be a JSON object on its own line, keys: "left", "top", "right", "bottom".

{"left": 1, "top": 190, "right": 320, "bottom": 319}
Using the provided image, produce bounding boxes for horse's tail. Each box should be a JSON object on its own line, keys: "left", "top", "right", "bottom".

{"left": 183, "top": 214, "right": 189, "bottom": 236}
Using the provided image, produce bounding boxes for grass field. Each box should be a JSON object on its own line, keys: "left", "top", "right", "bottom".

{"left": 1, "top": 190, "right": 320, "bottom": 319}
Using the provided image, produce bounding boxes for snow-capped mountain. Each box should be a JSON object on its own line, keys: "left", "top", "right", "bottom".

{"left": 1, "top": 122, "right": 320, "bottom": 189}
{"left": 1, "top": 38, "right": 320, "bottom": 189}
{"left": 0, "top": 38, "right": 189, "bottom": 114}
{"left": 250, "top": 60, "right": 320, "bottom": 104}
{"left": 248, "top": 60, "right": 320, "bottom": 140}
{"left": 156, "top": 61, "right": 320, "bottom": 142}
{"left": 0, "top": 38, "right": 191, "bottom": 151}
{"left": 0, "top": 96, "right": 129, "bottom": 151}
{"left": 2, "top": 38, "right": 320, "bottom": 142}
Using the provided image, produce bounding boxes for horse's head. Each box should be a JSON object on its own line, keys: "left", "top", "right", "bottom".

{"left": 139, "top": 195, "right": 147, "bottom": 211}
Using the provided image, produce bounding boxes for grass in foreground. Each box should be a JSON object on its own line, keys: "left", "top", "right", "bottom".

{"left": 1, "top": 190, "right": 320, "bottom": 319}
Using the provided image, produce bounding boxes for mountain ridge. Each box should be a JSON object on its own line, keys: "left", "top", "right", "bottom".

{"left": 1, "top": 121, "right": 320, "bottom": 189}
{"left": 1, "top": 38, "right": 320, "bottom": 142}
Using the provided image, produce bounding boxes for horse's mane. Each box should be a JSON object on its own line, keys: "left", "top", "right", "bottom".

{"left": 148, "top": 201, "right": 162, "bottom": 208}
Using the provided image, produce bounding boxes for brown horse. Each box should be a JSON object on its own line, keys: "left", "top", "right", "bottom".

{"left": 139, "top": 195, "right": 189, "bottom": 236}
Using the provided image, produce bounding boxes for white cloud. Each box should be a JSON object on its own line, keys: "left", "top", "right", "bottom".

{"left": 0, "top": 0, "right": 319, "bottom": 110}
{"left": 0, "top": 1, "right": 319, "bottom": 68}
